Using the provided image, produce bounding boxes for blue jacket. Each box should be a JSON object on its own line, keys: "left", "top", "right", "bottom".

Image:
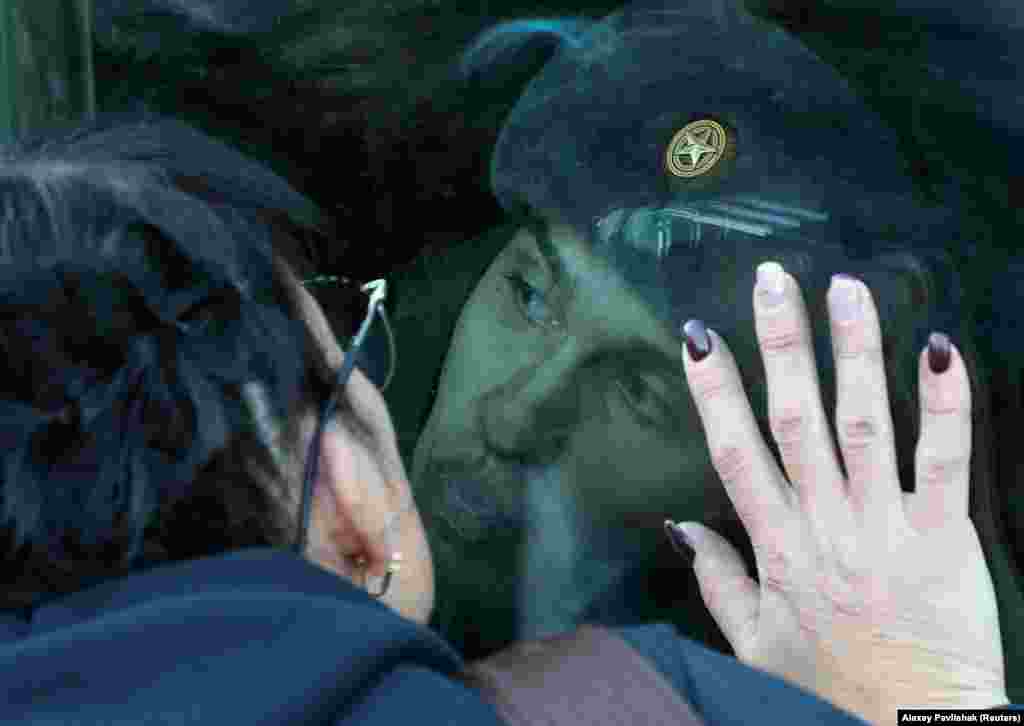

{"left": 0, "top": 546, "right": 925, "bottom": 725}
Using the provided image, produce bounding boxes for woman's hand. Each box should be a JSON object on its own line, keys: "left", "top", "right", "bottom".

{"left": 673, "top": 262, "right": 1007, "bottom": 725}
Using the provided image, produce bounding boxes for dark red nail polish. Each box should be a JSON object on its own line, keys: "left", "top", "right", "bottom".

{"left": 664, "top": 520, "right": 694, "bottom": 566}
{"left": 928, "top": 332, "right": 951, "bottom": 375}
{"left": 682, "top": 319, "right": 712, "bottom": 362}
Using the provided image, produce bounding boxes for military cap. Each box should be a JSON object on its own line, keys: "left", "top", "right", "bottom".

{"left": 476, "top": 0, "right": 967, "bottom": 266}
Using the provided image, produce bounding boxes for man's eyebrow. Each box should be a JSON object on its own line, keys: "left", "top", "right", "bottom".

{"left": 522, "top": 217, "right": 568, "bottom": 290}
{"left": 608, "top": 339, "right": 688, "bottom": 388}
{"left": 633, "top": 340, "right": 684, "bottom": 371}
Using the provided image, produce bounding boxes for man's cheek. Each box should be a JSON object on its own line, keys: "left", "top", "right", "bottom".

{"left": 569, "top": 436, "right": 703, "bottom": 522}
{"left": 451, "top": 324, "right": 527, "bottom": 398}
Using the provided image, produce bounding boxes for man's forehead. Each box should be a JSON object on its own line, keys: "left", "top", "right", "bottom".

{"left": 525, "top": 220, "right": 681, "bottom": 356}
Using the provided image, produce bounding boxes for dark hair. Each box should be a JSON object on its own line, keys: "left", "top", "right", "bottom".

{"left": 0, "top": 112, "right": 348, "bottom": 610}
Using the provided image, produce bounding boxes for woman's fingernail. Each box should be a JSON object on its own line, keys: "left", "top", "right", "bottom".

{"left": 664, "top": 520, "right": 695, "bottom": 565}
{"left": 756, "top": 261, "right": 787, "bottom": 308}
{"left": 682, "top": 319, "right": 712, "bottom": 362}
{"left": 828, "top": 274, "right": 862, "bottom": 323}
{"left": 928, "top": 332, "right": 951, "bottom": 374}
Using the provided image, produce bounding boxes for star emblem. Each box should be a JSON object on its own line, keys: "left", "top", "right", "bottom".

{"left": 664, "top": 119, "right": 731, "bottom": 179}
{"left": 675, "top": 128, "right": 718, "bottom": 168}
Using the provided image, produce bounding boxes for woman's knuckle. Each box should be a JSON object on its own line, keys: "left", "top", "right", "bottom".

{"left": 920, "top": 374, "right": 971, "bottom": 419}
{"left": 707, "top": 573, "right": 745, "bottom": 613}
{"left": 835, "top": 341, "right": 885, "bottom": 366}
{"left": 757, "top": 546, "right": 797, "bottom": 594}
{"left": 838, "top": 414, "right": 880, "bottom": 451}
{"left": 923, "top": 398, "right": 972, "bottom": 424}
{"left": 690, "top": 368, "right": 741, "bottom": 408}
{"left": 710, "top": 442, "right": 754, "bottom": 487}
{"left": 759, "top": 327, "right": 806, "bottom": 357}
{"left": 819, "top": 568, "right": 870, "bottom": 618}
{"left": 770, "top": 407, "right": 809, "bottom": 447}
{"left": 919, "top": 451, "right": 969, "bottom": 484}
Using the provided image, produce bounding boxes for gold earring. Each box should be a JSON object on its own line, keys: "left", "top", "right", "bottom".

{"left": 354, "top": 552, "right": 403, "bottom": 598}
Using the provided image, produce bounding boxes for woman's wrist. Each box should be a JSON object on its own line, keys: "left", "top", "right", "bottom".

{"left": 815, "top": 622, "right": 1007, "bottom": 724}
{"left": 821, "top": 659, "right": 1007, "bottom": 726}
{"left": 840, "top": 690, "right": 1010, "bottom": 726}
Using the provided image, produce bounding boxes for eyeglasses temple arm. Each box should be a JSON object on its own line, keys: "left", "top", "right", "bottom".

{"left": 355, "top": 278, "right": 394, "bottom": 389}
{"left": 293, "top": 279, "right": 388, "bottom": 555}
{"left": 361, "top": 279, "right": 387, "bottom": 310}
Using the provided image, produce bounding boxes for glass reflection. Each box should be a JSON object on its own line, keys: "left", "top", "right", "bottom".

{"left": 407, "top": 203, "right": 975, "bottom": 660}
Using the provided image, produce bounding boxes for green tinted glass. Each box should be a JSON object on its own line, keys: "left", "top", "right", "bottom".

{"left": 0, "top": 0, "right": 95, "bottom": 144}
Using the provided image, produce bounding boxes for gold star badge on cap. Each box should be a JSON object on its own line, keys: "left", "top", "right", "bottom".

{"left": 664, "top": 119, "right": 733, "bottom": 179}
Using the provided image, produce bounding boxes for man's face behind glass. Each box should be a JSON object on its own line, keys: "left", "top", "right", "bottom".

{"left": 411, "top": 220, "right": 739, "bottom": 657}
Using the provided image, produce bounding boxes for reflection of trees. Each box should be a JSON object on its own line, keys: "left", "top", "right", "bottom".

{"left": 0, "top": 0, "right": 96, "bottom": 144}
{"left": 91, "top": 0, "right": 623, "bottom": 277}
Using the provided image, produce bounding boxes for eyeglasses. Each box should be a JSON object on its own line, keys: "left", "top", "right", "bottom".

{"left": 292, "top": 276, "right": 395, "bottom": 562}
{"left": 300, "top": 275, "right": 396, "bottom": 392}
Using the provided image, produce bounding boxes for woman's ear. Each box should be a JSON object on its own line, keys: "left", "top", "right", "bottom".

{"left": 306, "top": 419, "right": 398, "bottom": 583}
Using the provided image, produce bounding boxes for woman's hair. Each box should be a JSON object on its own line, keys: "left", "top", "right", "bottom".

{"left": 0, "top": 112, "right": 355, "bottom": 610}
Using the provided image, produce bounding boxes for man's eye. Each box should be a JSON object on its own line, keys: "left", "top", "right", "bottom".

{"left": 504, "top": 273, "right": 555, "bottom": 326}
{"left": 614, "top": 374, "right": 672, "bottom": 429}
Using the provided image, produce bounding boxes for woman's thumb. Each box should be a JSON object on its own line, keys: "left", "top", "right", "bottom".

{"left": 671, "top": 520, "right": 760, "bottom": 659}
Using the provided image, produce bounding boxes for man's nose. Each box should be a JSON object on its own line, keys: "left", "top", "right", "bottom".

{"left": 481, "top": 344, "right": 582, "bottom": 460}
